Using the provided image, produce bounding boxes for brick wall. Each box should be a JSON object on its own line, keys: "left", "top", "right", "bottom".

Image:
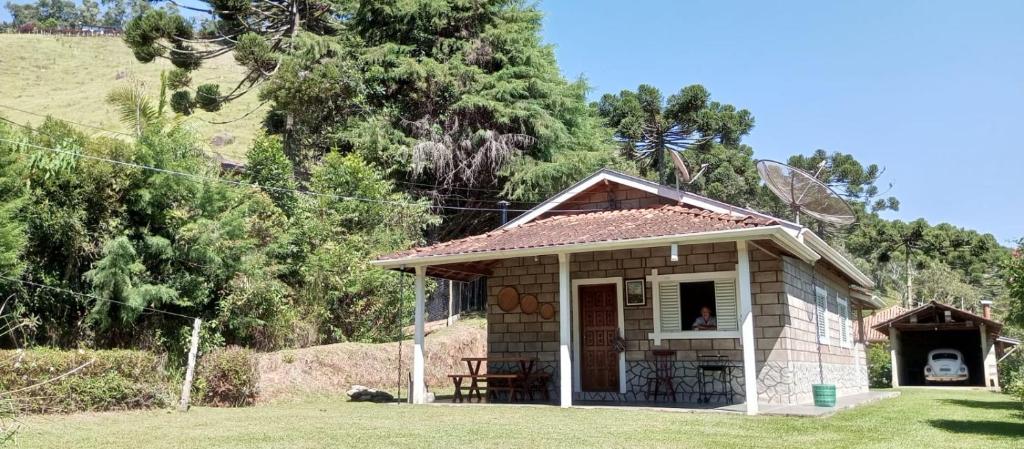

{"left": 483, "top": 242, "right": 866, "bottom": 404}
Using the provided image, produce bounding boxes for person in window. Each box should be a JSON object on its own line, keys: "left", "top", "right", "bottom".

{"left": 692, "top": 306, "right": 717, "bottom": 330}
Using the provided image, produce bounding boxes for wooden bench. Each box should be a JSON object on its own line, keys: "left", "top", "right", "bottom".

{"left": 448, "top": 373, "right": 520, "bottom": 403}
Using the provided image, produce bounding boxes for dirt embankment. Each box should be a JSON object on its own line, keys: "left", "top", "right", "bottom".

{"left": 256, "top": 318, "right": 485, "bottom": 402}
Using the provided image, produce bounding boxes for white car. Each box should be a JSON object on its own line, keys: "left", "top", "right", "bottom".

{"left": 924, "top": 349, "right": 969, "bottom": 383}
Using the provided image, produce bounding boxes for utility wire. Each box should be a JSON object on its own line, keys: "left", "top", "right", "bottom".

{"left": 1, "top": 105, "right": 581, "bottom": 201}
{"left": 0, "top": 103, "right": 133, "bottom": 137}
{"left": 0, "top": 135, "right": 607, "bottom": 214}
{"left": 0, "top": 276, "right": 198, "bottom": 321}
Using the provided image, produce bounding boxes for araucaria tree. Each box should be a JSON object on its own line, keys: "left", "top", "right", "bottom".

{"left": 596, "top": 84, "right": 755, "bottom": 186}
{"left": 123, "top": 0, "right": 617, "bottom": 238}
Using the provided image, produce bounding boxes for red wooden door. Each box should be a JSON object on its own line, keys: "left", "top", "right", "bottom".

{"left": 579, "top": 284, "right": 619, "bottom": 392}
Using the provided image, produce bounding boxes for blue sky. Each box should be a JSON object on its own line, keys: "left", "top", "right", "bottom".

{"left": 539, "top": 0, "right": 1023, "bottom": 244}
{"left": 4, "top": 1, "right": 1021, "bottom": 243}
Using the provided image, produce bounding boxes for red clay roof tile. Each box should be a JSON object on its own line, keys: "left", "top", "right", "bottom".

{"left": 378, "top": 204, "right": 776, "bottom": 261}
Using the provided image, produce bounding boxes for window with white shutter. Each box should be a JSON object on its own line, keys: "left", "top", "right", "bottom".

{"left": 658, "top": 281, "right": 680, "bottom": 332}
{"left": 713, "top": 280, "right": 738, "bottom": 331}
{"left": 815, "top": 286, "right": 828, "bottom": 344}
{"left": 648, "top": 270, "right": 740, "bottom": 342}
{"left": 838, "top": 297, "right": 851, "bottom": 347}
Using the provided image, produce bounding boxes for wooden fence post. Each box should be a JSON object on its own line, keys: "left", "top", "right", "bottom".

{"left": 179, "top": 318, "right": 202, "bottom": 412}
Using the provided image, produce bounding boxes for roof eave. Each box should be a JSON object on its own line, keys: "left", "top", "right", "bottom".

{"left": 800, "top": 229, "right": 876, "bottom": 290}
{"left": 372, "top": 225, "right": 819, "bottom": 269}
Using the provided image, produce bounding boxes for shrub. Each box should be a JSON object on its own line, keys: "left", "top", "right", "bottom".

{"left": 998, "top": 350, "right": 1024, "bottom": 407}
{"left": 867, "top": 343, "right": 892, "bottom": 388}
{"left": 196, "top": 346, "right": 259, "bottom": 407}
{"left": 0, "top": 348, "right": 170, "bottom": 414}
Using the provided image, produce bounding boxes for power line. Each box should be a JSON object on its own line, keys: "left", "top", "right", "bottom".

{"left": 0, "top": 105, "right": 581, "bottom": 201}
{"left": 0, "top": 135, "right": 606, "bottom": 214}
{"left": 0, "top": 103, "right": 133, "bottom": 137}
{"left": 0, "top": 275, "right": 197, "bottom": 321}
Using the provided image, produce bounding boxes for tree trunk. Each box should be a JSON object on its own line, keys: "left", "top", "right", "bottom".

{"left": 905, "top": 250, "right": 913, "bottom": 307}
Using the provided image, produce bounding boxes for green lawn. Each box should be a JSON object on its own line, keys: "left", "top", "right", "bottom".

{"left": 14, "top": 389, "right": 1023, "bottom": 449}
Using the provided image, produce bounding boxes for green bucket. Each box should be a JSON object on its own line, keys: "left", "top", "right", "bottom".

{"left": 812, "top": 384, "right": 836, "bottom": 407}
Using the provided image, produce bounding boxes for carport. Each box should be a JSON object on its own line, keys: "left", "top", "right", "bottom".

{"left": 873, "top": 301, "right": 1002, "bottom": 388}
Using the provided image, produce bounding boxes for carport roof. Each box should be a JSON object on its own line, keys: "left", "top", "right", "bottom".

{"left": 871, "top": 301, "right": 1002, "bottom": 337}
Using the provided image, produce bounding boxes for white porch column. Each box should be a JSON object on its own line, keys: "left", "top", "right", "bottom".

{"left": 889, "top": 327, "right": 901, "bottom": 387}
{"left": 736, "top": 240, "right": 758, "bottom": 416}
{"left": 558, "top": 253, "right": 573, "bottom": 408}
{"left": 412, "top": 265, "right": 427, "bottom": 404}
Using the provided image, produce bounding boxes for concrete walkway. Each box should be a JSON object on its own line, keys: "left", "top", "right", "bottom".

{"left": 734, "top": 390, "right": 900, "bottom": 417}
{"left": 433, "top": 390, "right": 900, "bottom": 417}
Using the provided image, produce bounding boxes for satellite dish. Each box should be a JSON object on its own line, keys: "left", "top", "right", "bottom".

{"left": 669, "top": 149, "right": 708, "bottom": 187}
{"left": 755, "top": 159, "right": 856, "bottom": 225}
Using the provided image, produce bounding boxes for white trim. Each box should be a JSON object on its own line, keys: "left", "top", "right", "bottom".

{"left": 648, "top": 269, "right": 740, "bottom": 344}
{"left": 645, "top": 271, "right": 737, "bottom": 283}
{"left": 412, "top": 266, "right": 426, "bottom": 404}
{"left": 737, "top": 240, "right": 758, "bottom": 416}
{"left": 558, "top": 254, "right": 572, "bottom": 407}
{"left": 815, "top": 286, "right": 829, "bottom": 345}
{"left": 504, "top": 172, "right": 659, "bottom": 229}
{"left": 571, "top": 277, "right": 627, "bottom": 395}
{"left": 802, "top": 230, "right": 875, "bottom": 289}
{"left": 373, "top": 226, "right": 820, "bottom": 269}
{"left": 838, "top": 296, "right": 851, "bottom": 348}
{"left": 646, "top": 330, "right": 741, "bottom": 340}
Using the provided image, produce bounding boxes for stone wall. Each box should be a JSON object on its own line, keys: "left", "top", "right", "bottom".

{"left": 484, "top": 243, "right": 868, "bottom": 405}
{"left": 780, "top": 256, "right": 869, "bottom": 401}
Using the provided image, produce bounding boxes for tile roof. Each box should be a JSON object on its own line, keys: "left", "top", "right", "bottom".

{"left": 378, "top": 204, "right": 777, "bottom": 261}
{"left": 857, "top": 305, "right": 908, "bottom": 342}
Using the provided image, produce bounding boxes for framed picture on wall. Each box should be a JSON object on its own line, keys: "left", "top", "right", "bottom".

{"left": 624, "top": 279, "right": 645, "bottom": 306}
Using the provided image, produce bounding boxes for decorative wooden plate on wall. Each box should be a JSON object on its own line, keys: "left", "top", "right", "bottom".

{"left": 539, "top": 303, "right": 555, "bottom": 320}
{"left": 497, "top": 286, "right": 520, "bottom": 312}
{"left": 520, "top": 294, "right": 538, "bottom": 314}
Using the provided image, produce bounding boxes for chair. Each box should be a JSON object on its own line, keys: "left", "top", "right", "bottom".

{"left": 697, "top": 353, "right": 736, "bottom": 403}
{"left": 646, "top": 350, "right": 677, "bottom": 402}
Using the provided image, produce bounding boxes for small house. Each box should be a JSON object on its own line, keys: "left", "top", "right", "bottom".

{"left": 374, "top": 169, "right": 884, "bottom": 415}
{"left": 871, "top": 301, "right": 1020, "bottom": 388}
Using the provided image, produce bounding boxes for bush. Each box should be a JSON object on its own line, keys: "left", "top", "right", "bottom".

{"left": 998, "top": 350, "right": 1024, "bottom": 407}
{"left": 196, "top": 346, "right": 259, "bottom": 407}
{"left": 0, "top": 349, "right": 170, "bottom": 414}
{"left": 867, "top": 343, "right": 892, "bottom": 388}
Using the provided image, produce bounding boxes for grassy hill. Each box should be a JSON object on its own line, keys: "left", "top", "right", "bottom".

{"left": 0, "top": 34, "right": 267, "bottom": 161}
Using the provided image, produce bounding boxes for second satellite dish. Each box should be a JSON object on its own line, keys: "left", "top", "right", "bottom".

{"left": 669, "top": 149, "right": 708, "bottom": 186}
{"left": 755, "top": 159, "right": 856, "bottom": 225}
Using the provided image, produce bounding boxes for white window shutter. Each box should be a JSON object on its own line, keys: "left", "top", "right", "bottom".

{"left": 838, "top": 298, "right": 851, "bottom": 347}
{"left": 714, "top": 280, "right": 738, "bottom": 331}
{"left": 658, "top": 281, "right": 681, "bottom": 332}
{"left": 815, "top": 286, "right": 828, "bottom": 344}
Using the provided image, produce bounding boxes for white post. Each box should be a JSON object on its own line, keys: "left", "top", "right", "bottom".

{"left": 447, "top": 279, "right": 454, "bottom": 326}
{"left": 736, "top": 240, "right": 758, "bottom": 416}
{"left": 178, "top": 318, "right": 202, "bottom": 412}
{"left": 413, "top": 266, "right": 427, "bottom": 404}
{"left": 558, "top": 253, "right": 573, "bottom": 408}
{"left": 889, "top": 327, "right": 901, "bottom": 387}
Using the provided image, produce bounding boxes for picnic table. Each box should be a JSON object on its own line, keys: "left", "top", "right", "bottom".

{"left": 449, "top": 357, "right": 548, "bottom": 403}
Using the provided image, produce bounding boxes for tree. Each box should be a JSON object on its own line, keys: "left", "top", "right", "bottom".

{"left": 123, "top": 0, "right": 618, "bottom": 239}
{"left": 244, "top": 134, "right": 297, "bottom": 215}
{"left": 0, "top": 121, "right": 26, "bottom": 277}
{"left": 100, "top": 0, "right": 127, "bottom": 27}
{"left": 787, "top": 149, "right": 899, "bottom": 214}
{"left": 78, "top": 0, "right": 100, "bottom": 25}
{"left": 1003, "top": 240, "right": 1023, "bottom": 327}
{"left": 596, "top": 84, "right": 755, "bottom": 185}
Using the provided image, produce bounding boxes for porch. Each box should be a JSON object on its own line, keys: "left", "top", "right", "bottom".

{"left": 388, "top": 236, "right": 776, "bottom": 415}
